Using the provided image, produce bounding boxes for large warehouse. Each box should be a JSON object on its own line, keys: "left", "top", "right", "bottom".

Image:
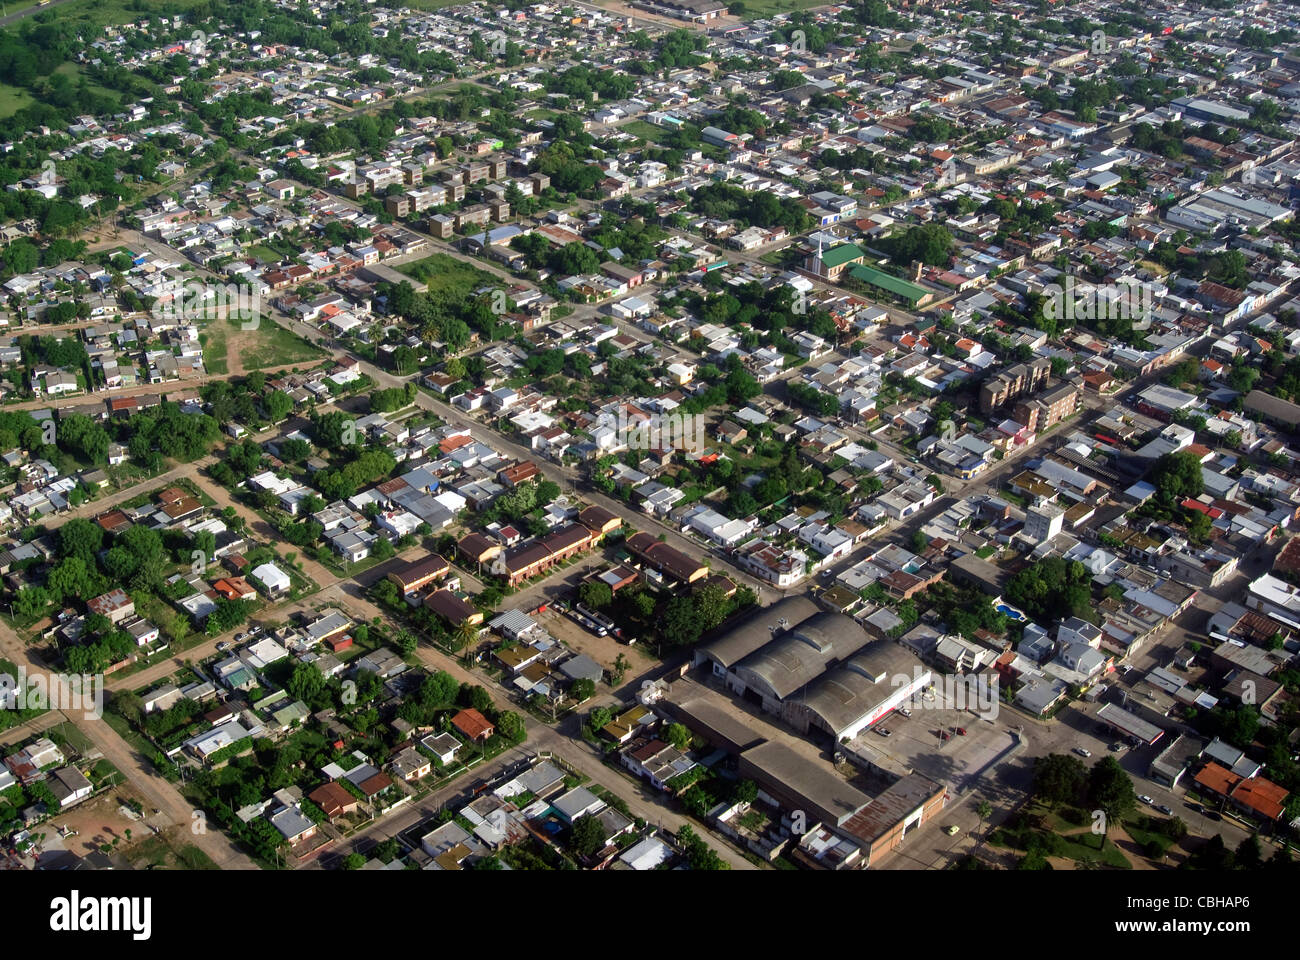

{"left": 695, "top": 598, "right": 930, "bottom": 743}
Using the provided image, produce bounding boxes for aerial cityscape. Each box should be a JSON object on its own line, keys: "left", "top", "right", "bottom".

{"left": 0, "top": 0, "right": 1295, "bottom": 892}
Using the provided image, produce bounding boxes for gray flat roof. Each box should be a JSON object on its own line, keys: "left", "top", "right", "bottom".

{"left": 1097, "top": 702, "right": 1165, "bottom": 745}
{"left": 738, "top": 740, "right": 871, "bottom": 827}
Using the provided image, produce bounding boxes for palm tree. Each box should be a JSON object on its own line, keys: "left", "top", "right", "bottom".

{"left": 975, "top": 800, "right": 993, "bottom": 847}
{"left": 454, "top": 619, "right": 479, "bottom": 658}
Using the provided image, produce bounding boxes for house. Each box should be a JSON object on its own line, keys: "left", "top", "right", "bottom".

{"left": 250, "top": 562, "right": 291, "bottom": 597}
{"left": 424, "top": 589, "right": 483, "bottom": 627}
{"left": 268, "top": 805, "right": 318, "bottom": 844}
{"left": 307, "top": 781, "right": 360, "bottom": 820}
{"left": 450, "top": 708, "right": 494, "bottom": 742}
{"left": 47, "top": 767, "right": 93, "bottom": 807}
{"left": 551, "top": 785, "right": 606, "bottom": 824}
{"left": 390, "top": 746, "right": 432, "bottom": 782}
{"left": 421, "top": 732, "right": 462, "bottom": 765}
{"left": 386, "top": 553, "right": 450, "bottom": 595}
{"left": 87, "top": 588, "right": 134, "bottom": 624}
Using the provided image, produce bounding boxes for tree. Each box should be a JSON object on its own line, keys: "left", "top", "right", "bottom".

{"left": 1234, "top": 835, "right": 1262, "bottom": 870}
{"left": 665, "top": 722, "right": 691, "bottom": 751}
{"left": 570, "top": 678, "right": 596, "bottom": 702}
{"left": 660, "top": 596, "right": 704, "bottom": 648}
{"left": 287, "top": 662, "right": 325, "bottom": 703}
{"left": 58, "top": 518, "right": 104, "bottom": 566}
{"left": 391, "top": 630, "right": 417, "bottom": 656}
{"left": 588, "top": 706, "right": 613, "bottom": 733}
{"left": 578, "top": 581, "right": 613, "bottom": 609}
{"left": 1033, "top": 753, "right": 1087, "bottom": 809}
{"left": 1006, "top": 557, "right": 1096, "bottom": 625}
{"left": 1087, "top": 756, "right": 1136, "bottom": 846}
{"left": 570, "top": 814, "right": 607, "bottom": 857}
{"left": 497, "top": 711, "right": 526, "bottom": 745}
{"left": 424, "top": 670, "right": 459, "bottom": 706}
{"left": 1151, "top": 450, "right": 1204, "bottom": 503}
{"left": 264, "top": 390, "right": 293, "bottom": 422}
{"left": 911, "top": 529, "right": 930, "bottom": 553}
{"left": 975, "top": 799, "right": 993, "bottom": 839}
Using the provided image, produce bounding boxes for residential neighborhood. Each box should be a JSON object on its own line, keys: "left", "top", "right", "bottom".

{"left": 0, "top": 0, "right": 1296, "bottom": 909}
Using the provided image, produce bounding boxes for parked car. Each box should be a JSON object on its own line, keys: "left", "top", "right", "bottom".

{"left": 899, "top": 707, "right": 912, "bottom": 718}
{"left": 1074, "top": 747, "right": 1092, "bottom": 758}
{"left": 876, "top": 727, "right": 892, "bottom": 737}
{"left": 1204, "top": 810, "right": 1221, "bottom": 821}
{"left": 1109, "top": 742, "right": 1124, "bottom": 752}
{"left": 1139, "top": 795, "right": 1154, "bottom": 805}
{"left": 955, "top": 727, "right": 967, "bottom": 736}
{"left": 944, "top": 825, "right": 961, "bottom": 836}
{"left": 1156, "top": 804, "right": 1173, "bottom": 816}
{"left": 216, "top": 641, "right": 229, "bottom": 652}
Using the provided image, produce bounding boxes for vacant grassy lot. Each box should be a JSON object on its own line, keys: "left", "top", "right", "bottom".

{"left": 398, "top": 252, "right": 497, "bottom": 299}
{"left": 239, "top": 320, "right": 326, "bottom": 371}
{"left": 0, "top": 83, "right": 33, "bottom": 118}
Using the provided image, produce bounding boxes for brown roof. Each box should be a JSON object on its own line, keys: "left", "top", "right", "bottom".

{"left": 578, "top": 504, "right": 620, "bottom": 534}
{"left": 1231, "top": 775, "right": 1288, "bottom": 820}
{"left": 459, "top": 532, "right": 500, "bottom": 562}
{"left": 626, "top": 531, "right": 706, "bottom": 582}
{"left": 1193, "top": 761, "right": 1242, "bottom": 798}
{"left": 94, "top": 510, "right": 131, "bottom": 533}
{"left": 388, "top": 553, "right": 450, "bottom": 590}
{"left": 357, "top": 771, "right": 394, "bottom": 797}
{"left": 451, "top": 708, "right": 494, "bottom": 741}
{"left": 423, "top": 588, "right": 482, "bottom": 625}
{"left": 308, "top": 781, "right": 358, "bottom": 818}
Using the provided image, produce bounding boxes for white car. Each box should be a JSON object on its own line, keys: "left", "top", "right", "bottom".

{"left": 1074, "top": 747, "right": 1092, "bottom": 758}
{"left": 899, "top": 707, "right": 912, "bottom": 718}
{"left": 1138, "top": 795, "right": 1154, "bottom": 806}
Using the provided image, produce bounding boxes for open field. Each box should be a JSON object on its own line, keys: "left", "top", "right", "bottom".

{"left": 398, "top": 251, "right": 498, "bottom": 299}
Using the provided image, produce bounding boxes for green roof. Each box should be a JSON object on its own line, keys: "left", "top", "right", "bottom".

{"left": 848, "top": 263, "right": 929, "bottom": 303}
{"left": 820, "top": 243, "right": 865, "bottom": 268}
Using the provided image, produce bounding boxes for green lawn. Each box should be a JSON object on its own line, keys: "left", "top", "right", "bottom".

{"left": 245, "top": 244, "right": 286, "bottom": 265}
{"left": 238, "top": 320, "right": 327, "bottom": 371}
{"left": 200, "top": 322, "right": 229, "bottom": 376}
{"left": 398, "top": 252, "right": 497, "bottom": 299}
{"left": 620, "top": 120, "right": 664, "bottom": 144}
{"left": 0, "top": 83, "right": 33, "bottom": 119}
{"left": 14, "top": 0, "right": 210, "bottom": 29}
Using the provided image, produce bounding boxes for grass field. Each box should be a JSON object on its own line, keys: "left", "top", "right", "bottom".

{"left": 239, "top": 320, "right": 327, "bottom": 372}
{"left": 401, "top": 0, "right": 471, "bottom": 9}
{"left": 9, "top": 0, "right": 211, "bottom": 31}
{"left": 246, "top": 244, "right": 285, "bottom": 265}
{"left": 619, "top": 120, "right": 664, "bottom": 144}
{"left": 199, "top": 321, "right": 229, "bottom": 376}
{"left": 731, "top": 0, "right": 829, "bottom": 17}
{"left": 398, "top": 252, "right": 498, "bottom": 299}
{"left": 0, "top": 83, "right": 34, "bottom": 119}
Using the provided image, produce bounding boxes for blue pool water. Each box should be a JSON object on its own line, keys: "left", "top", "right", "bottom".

{"left": 996, "top": 603, "right": 1027, "bottom": 622}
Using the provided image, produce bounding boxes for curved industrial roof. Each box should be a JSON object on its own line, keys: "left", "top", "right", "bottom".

{"left": 696, "top": 595, "right": 819, "bottom": 670}
{"left": 733, "top": 612, "right": 871, "bottom": 701}
{"left": 800, "top": 642, "right": 925, "bottom": 738}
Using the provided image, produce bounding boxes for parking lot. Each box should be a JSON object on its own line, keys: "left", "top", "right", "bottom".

{"left": 849, "top": 685, "right": 1020, "bottom": 791}
{"left": 533, "top": 607, "right": 655, "bottom": 691}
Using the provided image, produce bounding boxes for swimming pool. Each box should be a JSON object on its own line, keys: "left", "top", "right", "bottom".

{"left": 995, "top": 602, "right": 1027, "bottom": 622}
